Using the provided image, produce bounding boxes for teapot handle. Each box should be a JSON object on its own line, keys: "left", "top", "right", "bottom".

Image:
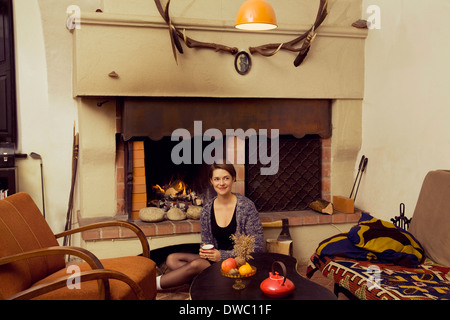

{"left": 272, "top": 261, "right": 287, "bottom": 286}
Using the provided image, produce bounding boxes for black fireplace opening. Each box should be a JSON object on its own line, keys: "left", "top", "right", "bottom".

{"left": 245, "top": 135, "right": 322, "bottom": 212}
{"left": 144, "top": 136, "right": 224, "bottom": 208}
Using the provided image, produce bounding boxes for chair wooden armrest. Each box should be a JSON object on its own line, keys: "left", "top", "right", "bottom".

{"left": 55, "top": 221, "right": 150, "bottom": 258}
{"left": 8, "top": 269, "right": 145, "bottom": 300}
{"left": 0, "top": 246, "right": 104, "bottom": 269}
{"left": 0, "top": 246, "right": 111, "bottom": 299}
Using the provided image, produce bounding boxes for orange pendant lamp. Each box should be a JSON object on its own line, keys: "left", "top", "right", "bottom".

{"left": 235, "top": 0, "right": 277, "bottom": 31}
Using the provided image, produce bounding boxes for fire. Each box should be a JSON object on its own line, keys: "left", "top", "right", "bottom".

{"left": 152, "top": 184, "right": 165, "bottom": 193}
{"left": 152, "top": 180, "right": 189, "bottom": 195}
{"left": 177, "top": 181, "right": 187, "bottom": 195}
{"left": 150, "top": 178, "right": 203, "bottom": 207}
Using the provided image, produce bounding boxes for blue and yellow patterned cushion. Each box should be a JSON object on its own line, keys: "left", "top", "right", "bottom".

{"left": 347, "top": 212, "right": 425, "bottom": 267}
{"left": 315, "top": 212, "right": 424, "bottom": 267}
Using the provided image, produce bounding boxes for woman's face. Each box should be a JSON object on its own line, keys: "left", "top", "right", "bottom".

{"left": 210, "top": 168, "right": 235, "bottom": 196}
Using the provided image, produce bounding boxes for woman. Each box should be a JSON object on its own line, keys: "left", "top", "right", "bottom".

{"left": 156, "top": 163, "right": 264, "bottom": 290}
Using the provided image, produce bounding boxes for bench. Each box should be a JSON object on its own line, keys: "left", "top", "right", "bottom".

{"left": 307, "top": 170, "right": 450, "bottom": 300}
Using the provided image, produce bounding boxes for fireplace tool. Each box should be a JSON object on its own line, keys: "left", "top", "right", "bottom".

{"left": 349, "top": 155, "right": 366, "bottom": 199}
{"left": 352, "top": 156, "right": 368, "bottom": 201}
{"left": 63, "top": 129, "right": 79, "bottom": 246}
{"left": 30, "top": 152, "right": 45, "bottom": 219}
{"left": 332, "top": 155, "right": 368, "bottom": 213}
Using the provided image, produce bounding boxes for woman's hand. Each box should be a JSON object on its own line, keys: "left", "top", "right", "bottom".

{"left": 199, "top": 247, "right": 221, "bottom": 262}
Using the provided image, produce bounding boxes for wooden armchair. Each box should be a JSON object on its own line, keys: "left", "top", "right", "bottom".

{"left": 0, "top": 193, "right": 156, "bottom": 300}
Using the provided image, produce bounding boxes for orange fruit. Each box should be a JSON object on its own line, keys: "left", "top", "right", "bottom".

{"left": 238, "top": 263, "right": 253, "bottom": 276}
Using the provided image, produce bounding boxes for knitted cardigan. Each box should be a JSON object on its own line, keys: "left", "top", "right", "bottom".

{"left": 200, "top": 193, "right": 265, "bottom": 260}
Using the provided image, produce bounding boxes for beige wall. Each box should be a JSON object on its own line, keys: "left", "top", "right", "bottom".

{"left": 13, "top": 0, "right": 49, "bottom": 214}
{"left": 13, "top": 0, "right": 102, "bottom": 233}
{"left": 356, "top": 0, "right": 450, "bottom": 221}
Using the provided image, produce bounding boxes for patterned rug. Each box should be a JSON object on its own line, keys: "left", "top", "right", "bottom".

{"left": 309, "top": 255, "right": 450, "bottom": 300}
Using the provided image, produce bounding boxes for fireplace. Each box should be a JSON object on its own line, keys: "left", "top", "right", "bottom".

{"left": 117, "top": 97, "right": 331, "bottom": 219}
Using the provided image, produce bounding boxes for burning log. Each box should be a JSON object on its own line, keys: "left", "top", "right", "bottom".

{"left": 150, "top": 179, "right": 203, "bottom": 213}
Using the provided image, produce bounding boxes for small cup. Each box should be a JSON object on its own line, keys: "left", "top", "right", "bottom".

{"left": 202, "top": 244, "right": 214, "bottom": 251}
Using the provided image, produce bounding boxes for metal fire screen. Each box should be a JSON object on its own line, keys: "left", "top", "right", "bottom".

{"left": 245, "top": 135, "right": 322, "bottom": 212}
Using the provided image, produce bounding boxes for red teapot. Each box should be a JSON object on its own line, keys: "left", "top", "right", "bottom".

{"left": 260, "top": 261, "right": 295, "bottom": 298}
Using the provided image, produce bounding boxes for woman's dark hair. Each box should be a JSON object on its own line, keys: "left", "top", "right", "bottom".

{"left": 208, "top": 163, "right": 236, "bottom": 181}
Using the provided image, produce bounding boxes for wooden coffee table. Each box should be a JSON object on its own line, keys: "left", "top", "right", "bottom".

{"left": 190, "top": 252, "right": 336, "bottom": 300}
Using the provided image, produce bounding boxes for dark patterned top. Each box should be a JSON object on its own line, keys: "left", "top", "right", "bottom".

{"left": 200, "top": 193, "right": 265, "bottom": 260}
{"left": 211, "top": 205, "right": 237, "bottom": 250}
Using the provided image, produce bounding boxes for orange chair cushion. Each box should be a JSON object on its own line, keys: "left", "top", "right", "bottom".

{"left": 31, "top": 256, "right": 156, "bottom": 300}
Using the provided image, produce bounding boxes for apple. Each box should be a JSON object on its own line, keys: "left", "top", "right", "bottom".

{"left": 221, "top": 258, "right": 237, "bottom": 273}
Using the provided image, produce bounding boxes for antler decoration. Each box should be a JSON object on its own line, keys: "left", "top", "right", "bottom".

{"left": 154, "top": 0, "right": 328, "bottom": 67}
{"left": 154, "top": 0, "right": 238, "bottom": 64}
{"left": 250, "top": 0, "right": 328, "bottom": 66}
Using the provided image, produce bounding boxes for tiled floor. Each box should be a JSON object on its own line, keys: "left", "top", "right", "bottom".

{"left": 156, "top": 264, "right": 350, "bottom": 300}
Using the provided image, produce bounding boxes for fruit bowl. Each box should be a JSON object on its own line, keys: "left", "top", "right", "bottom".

{"left": 221, "top": 265, "right": 257, "bottom": 290}
{"left": 221, "top": 266, "right": 257, "bottom": 279}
